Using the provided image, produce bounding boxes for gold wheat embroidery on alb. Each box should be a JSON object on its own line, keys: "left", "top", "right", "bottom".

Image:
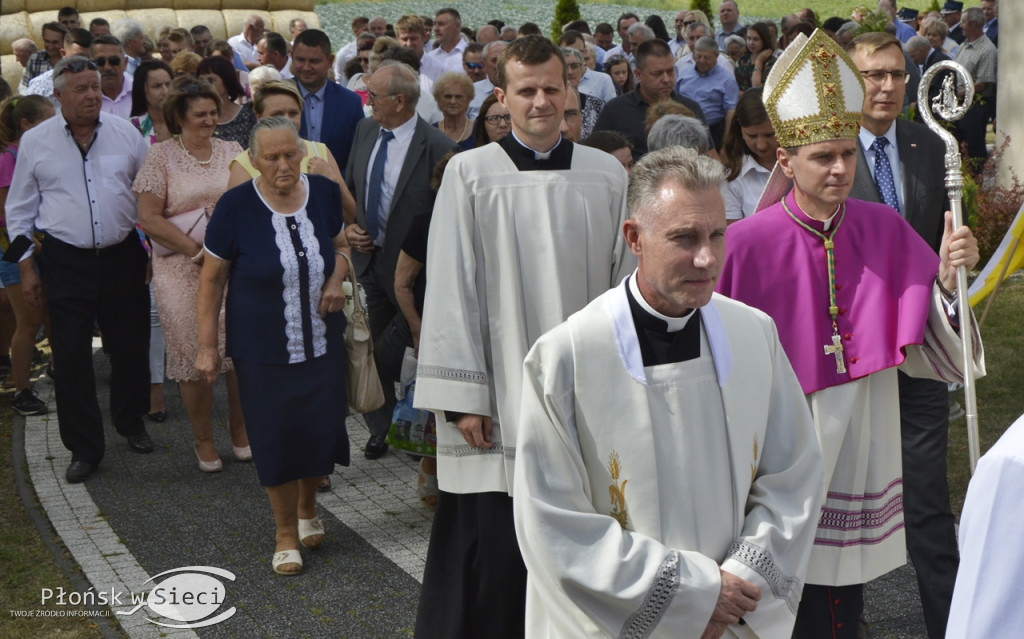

{"left": 608, "top": 450, "right": 629, "bottom": 529}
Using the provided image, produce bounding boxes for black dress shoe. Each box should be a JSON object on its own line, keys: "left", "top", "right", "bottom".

{"left": 66, "top": 461, "right": 97, "bottom": 483}
{"left": 146, "top": 411, "right": 167, "bottom": 423}
{"left": 364, "top": 435, "right": 389, "bottom": 460}
{"left": 127, "top": 431, "right": 154, "bottom": 453}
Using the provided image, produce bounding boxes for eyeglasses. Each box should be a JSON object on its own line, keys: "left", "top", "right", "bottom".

{"left": 92, "top": 55, "right": 122, "bottom": 68}
{"left": 860, "top": 69, "right": 909, "bottom": 85}
{"left": 367, "top": 90, "right": 398, "bottom": 103}
{"left": 181, "top": 83, "right": 202, "bottom": 95}
{"left": 56, "top": 59, "right": 98, "bottom": 77}
{"left": 684, "top": 20, "right": 696, "bottom": 26}
{"left": 464, "top": 62, "right": 483, "bottom": 70}
{"left": 567, "top": 62, "right": 582, "bottom": 71}
{"left": 484, "top": 114, "right": 511, "bottom": 124}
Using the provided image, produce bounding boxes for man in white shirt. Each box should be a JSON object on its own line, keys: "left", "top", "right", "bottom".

{"left": 604, "top": 12, "right": 639, "bottom": 62}
{"left": 111, "top": 19, "right": 144, "bottom": 77}
{"left": 396, "top": 15, "right": 445, "bottom": 88}
{"left": 424, "top": 8, "right": 467, "bottom": 81}
{"left": 467, "top": 40, "right": 504, "bottom": 120}
{"left": 91, "top": 35, "right": 132, "bottom": 118}
{"left": 515, "top": 146, "right": 823, "bottom": 639}
{"left": 257, "top": 31, "right": 293, "bottom": 80}
{"left": 560, "top": 30, "right": 617, "bottom": 102}
{"left": 5, "top": 56, "right": 153, "bottom": 484}
{"left": 229, "top": 14, "right": 265, "bottom": 70}
{"left": 332, "top": 16, "right": 368, "bottom": 81}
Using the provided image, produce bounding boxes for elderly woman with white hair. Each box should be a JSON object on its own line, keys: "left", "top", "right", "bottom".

{"left": 196, "top": 117, "right": 353, "bottom": 576}
{"left": 433, "top": 71, "right": 475, "bottom": 150}
{"left": 247, "top": 65, "right": 282, "bottom": 94}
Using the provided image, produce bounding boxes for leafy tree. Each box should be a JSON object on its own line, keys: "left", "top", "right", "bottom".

{"left": 551, "top": 0, "right": 581, "bottom": 41}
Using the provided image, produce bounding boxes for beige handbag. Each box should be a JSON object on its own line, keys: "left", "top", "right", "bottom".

{"left": 337, "top": 251, "right": 385, "bottom": 413}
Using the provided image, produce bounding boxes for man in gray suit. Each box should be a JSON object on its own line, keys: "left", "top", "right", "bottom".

{"left": 847, "top": 33, "right": 955, "bottom": 639}
{"left": 344, "top": 61, "right": 458, "bottom": 459}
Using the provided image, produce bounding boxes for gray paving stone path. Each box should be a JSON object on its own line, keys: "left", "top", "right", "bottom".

{"left": 15, "top": 346, "right": 932, "bottom": 638}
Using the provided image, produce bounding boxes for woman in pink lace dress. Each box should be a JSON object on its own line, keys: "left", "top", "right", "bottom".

{"left": 134, "top": 76, "right": 249, "bottom": 472}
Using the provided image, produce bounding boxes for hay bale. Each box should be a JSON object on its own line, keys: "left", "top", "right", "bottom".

{"left": 173, "top": 0, "right": 221, "bottom": 10}
{"left": 76, "top": 0, "right": 126, "bottom": 11}
{"left": 269, "top": 10, "right": 320, "bottom": 35}
{"left": 221, "top": 9, "right": 272, "bottom": 41}
{"left": 0, "top": 12, "right": 31, "bottom": 56}
{"left": 29, "top": 12, "right": 58, "bottom": 48}
{"left": 2, "top": 0, "right": 27, "bottom": 16}
{"left": 3, "top": 55, "right": 24, "bottom": 92}
{"left": 26, "top": 0, "right": 66, "bottom": 12}
{"left": 267, "top": 0, "right": 316, "bottom": 11}
{"left": 129, "top": 0, "right": 171, "bottom": 9}
{"left": 79, "top": 11, "right": 128, "bottom": 30}
{"left": 126, "top": 9, "right": 179, "bottom": 39}
{"left": 175, "top": 10, "right": 227, "bottom": 40}
{"left": 223, "top": 0, "right": 268, "bottom": 10}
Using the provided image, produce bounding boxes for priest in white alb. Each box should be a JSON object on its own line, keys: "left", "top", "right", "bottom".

{"left": 413, "top": 35, "right": 635, "bottom": 638}
{"left": 513, "top": 147, "right": 825, "bottom": 639}
{"left": 716, "top": 30, "right": 986, "bottom": 638}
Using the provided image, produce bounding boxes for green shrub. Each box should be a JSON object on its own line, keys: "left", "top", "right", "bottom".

{"left": 551, "top": 0, "right": 582, "bottom": 40}
{"left": 690, "top": 0, "right": 713, "bottom": 20}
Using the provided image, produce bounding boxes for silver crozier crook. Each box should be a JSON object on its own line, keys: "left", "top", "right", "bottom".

{"left": 917, "top": 60, "right": 980, "bottom": 474}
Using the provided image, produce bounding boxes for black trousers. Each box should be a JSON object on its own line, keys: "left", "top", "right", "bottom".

{"left": 792, "top": 583, "right": 863, "bottom": 639}
{"left": 415, "top": 491, "right": 527, "bottom": 639}
{"left": 36, "top": 234, "right": 150, "bottom": 464}
{"left": 359, "top": 253, "right": 411, "bottom": 439}
{"left": 955, "top": 100, "right": 990, "bottom": 169}
{"left": 898, "top": 372, "right": 957, "bottom": 639}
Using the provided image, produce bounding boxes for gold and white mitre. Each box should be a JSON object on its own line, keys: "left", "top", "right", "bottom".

{"left": 763, "top": 29, "right": 864, "bottom": 147}
{"left": 754, "top": 30, "right": 865, "bottom": 212}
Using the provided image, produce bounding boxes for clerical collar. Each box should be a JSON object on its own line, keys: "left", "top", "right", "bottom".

{"left": 787, "top": 191, "right": 842, "bottom": 232}
{"left": 499, "top": 130, "right": 573, "bottom": 171}
{"left": 628, "top": 271, "right": 695, "bottom": 332}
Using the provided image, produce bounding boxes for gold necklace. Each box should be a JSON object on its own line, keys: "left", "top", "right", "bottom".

{"left": 178, "top": 135, "right": 213, "bottom": 166}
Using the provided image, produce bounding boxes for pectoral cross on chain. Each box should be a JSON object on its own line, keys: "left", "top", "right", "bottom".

{"left": 824, "top": 333, "right": 847, "bottom": 374}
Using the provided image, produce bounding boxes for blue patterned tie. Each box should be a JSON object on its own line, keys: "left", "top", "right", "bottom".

{"left": 364, "top": 129, "right": 395, "bottom": 242}
{"left": 871, "top": 136, "right": 901, "bottom": 214}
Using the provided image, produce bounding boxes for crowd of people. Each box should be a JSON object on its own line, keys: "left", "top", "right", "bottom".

{"left": 0, "top": 0, "right": 1004, "bottom": 637}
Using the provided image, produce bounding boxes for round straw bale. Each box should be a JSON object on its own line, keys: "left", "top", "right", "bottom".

{"left": 1, "top": 12, "right": 31, "bottom": 55}
{"left": 223, "top": 0, "right": 269, "bottom": 10}
{"left": 29, "top": 12, "right": 58, "bottom": 48}
{"left": 267, "top": 0, "right": 316, "bottom": 11}
{"left": 128, "top": 0, "right": 171, "bottom": 8}
{"left": 26, "top": 0, "right": 66, "bottom": 12}
{"left": 3, "top": 55, "right": 24, "bottom": 90}
{"left": 269, "top": 10, "right": 320, "bottom": 35}
{"left": 221, "top": 9, "right": 272, "bottom": 41}
{"left": 76, "top": 0, "right": 126, "bottom": 11}
{"left": 2, "top": 0, "right": 27, "bottom": 16}
{"left": 173, "top": 0, "right": 216, "bottom": 10}
{"left": 176, "top": 10, "right": 227, "bottom": 40}
{"left": 126, "top": 8, "right": 179, "bottom": 38}
{"left": 80, "top": 11, "right": 128, "bottom": 30}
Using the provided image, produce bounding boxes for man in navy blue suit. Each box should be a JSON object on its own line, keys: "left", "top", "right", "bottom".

{"left": 292, "top": 29, "right": 364, "bottom": 172}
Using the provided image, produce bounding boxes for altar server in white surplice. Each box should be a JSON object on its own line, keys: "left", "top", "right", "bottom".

{"left": 514, "top": 147, "right": 824, "bottom": 639}
{"left": 413, "top": 35, "right": 634, "bottom": 638}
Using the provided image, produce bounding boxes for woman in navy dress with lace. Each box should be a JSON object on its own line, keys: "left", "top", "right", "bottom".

{"left": 196, "top": 118, "right": 351, "bottom": 576}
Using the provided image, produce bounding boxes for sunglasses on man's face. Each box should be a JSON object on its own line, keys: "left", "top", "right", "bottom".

{"left": 92, "top": 55, "right": 122, "bottom": 68}
{"left": 56, "top": 59, "right": 99, "bottom": 77}
{"left": 464, "top": 62, "right": 483, "bottom": 70}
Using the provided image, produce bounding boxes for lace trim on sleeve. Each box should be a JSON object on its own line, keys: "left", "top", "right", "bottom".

{"left": 131, "top": 141, "right": 168, "bottom": 198}
{"left": 726, "top": 539, "right": 802, "bottom": 614}
{"left": 619, "top": 551, "right": 680, "bottom": 639}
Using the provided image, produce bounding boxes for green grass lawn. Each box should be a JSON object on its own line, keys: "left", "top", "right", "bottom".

{"left": 0, "top": 401, "right": 109, "bottom": 638}
{"left": 947, "top": 276, "right": 1024, "bottom": 515}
